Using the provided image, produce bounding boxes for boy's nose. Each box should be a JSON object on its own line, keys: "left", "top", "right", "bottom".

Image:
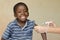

{"left": 21, "top": 11, "right": 25, "bottom": 14}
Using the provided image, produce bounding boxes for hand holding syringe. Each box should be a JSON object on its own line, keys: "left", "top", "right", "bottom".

{"left": 44, "top": 21, "right": 56, "bottom": 27}
{"left": 34, "top": 21, "right": 56, "bottom": 33}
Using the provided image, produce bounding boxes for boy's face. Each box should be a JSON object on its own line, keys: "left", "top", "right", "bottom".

{"left": 14, "top": 5, "right": 29, "bottom": 22}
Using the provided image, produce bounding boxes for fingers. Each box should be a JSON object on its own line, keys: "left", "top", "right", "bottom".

{"left": 45, "top": 21, "right": 56, "bottom": 27}
{"left": 34, "top": 26, "right": 48, "bottom": 33}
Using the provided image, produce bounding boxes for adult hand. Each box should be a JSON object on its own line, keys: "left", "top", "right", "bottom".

{"left": 45, "top": 21, "right": 56, "bottom": 27}
{"left": 34, "top": 26, "right": 48, "bottom": 33}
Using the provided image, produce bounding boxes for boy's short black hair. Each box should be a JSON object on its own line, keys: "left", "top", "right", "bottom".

{"left": 13, "top": 2, "right": 28, "bottom": 14}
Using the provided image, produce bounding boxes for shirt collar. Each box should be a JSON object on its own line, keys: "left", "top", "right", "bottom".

{"left": 14, "top": 19, "right": 28, "bottom": 30}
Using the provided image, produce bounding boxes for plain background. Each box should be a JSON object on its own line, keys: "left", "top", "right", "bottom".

{"left": 0, "top": 0, "right": 60, "bottom": 40}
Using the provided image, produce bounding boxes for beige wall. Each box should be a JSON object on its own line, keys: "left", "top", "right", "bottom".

{"left": 0, "top": 0, "right": 60, "bottom": 40}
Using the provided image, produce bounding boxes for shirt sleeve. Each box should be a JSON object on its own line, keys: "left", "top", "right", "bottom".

{"left": 33, "top": 21, "right": 38, "bottom": 27}
{"left": 35, "top": 23, "right": 38, "bottom": 26}
{"left": 2, "top": 25, "right": 12, "bottom": 40}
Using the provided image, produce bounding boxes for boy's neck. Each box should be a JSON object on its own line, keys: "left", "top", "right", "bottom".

{"left": 16, "top": 18, "right": 27, "bottom": 27}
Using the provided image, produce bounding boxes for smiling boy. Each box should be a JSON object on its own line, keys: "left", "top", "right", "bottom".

{"left": 1, "top": 2, "right": 47, "bottom": 40}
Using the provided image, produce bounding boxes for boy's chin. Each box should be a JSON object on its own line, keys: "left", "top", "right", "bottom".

{"left": 20, "top": 19, "right": 27, "bottom": 22}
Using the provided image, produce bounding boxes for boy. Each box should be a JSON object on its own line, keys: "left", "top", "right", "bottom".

{"left": 1, "top": 2, "right": 47, "bottom": 40}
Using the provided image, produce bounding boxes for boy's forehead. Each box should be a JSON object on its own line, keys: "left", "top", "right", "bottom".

{"left": 17, "top": 5, "right": 27, "bottom": 10}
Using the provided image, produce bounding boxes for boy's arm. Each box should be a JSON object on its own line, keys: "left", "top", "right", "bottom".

{"left": 1, "top": 38, "right": 5, "bottom": 40}
{"left": 41, "top": 33, "right": 47, "bottom": 40}
{"left": 1, "top": 25, "right": 12, "bottom": 40}
{"left": 34, "top": 24, "right": 47, "bottom": 40}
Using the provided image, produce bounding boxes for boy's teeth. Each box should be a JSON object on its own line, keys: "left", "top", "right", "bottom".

{"left": 21, "top": 16, "right": 25, "bottom": 19}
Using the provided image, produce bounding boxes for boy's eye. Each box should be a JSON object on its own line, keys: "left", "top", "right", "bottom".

{"left": 24, "top": 10, "right": 27, "bottom": 12}
{"left": 17, "top": 10, "right": 27, "bottom": 13}
{"left": 18, "top": 11, "right": 21, "bottom": 13}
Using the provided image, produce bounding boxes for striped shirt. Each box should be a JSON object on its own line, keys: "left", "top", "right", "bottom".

{"left": 2, "top": 19, "right": 35, "bottom": 40}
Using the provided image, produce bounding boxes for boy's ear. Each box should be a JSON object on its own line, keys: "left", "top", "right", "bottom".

{"left": 14, "top": 14, "right": 17, "bottom": 17}
{"left": 27, "top": 12, "right": 29, "bottom": 17}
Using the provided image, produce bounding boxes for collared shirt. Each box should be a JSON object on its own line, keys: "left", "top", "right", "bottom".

{"left": 2, "top": 19, "right": 35, "bottom": 40}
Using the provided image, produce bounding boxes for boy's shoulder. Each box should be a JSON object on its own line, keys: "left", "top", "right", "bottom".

{"left": 27, "top": 19, "right": 35, "bottom": 23}
{"left": 7, "top": 19, "right": 17, "bottom": 27}
{"left": 27, "top": 19, "right": 35, "bottom": 25}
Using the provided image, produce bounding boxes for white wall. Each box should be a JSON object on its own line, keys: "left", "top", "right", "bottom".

{"left": 0, "top": 0, "right": 60, "bottom": 40}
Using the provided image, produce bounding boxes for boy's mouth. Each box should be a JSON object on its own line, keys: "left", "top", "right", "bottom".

{"left": 21, "top": 16, "right": 25, "bottom": 19}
